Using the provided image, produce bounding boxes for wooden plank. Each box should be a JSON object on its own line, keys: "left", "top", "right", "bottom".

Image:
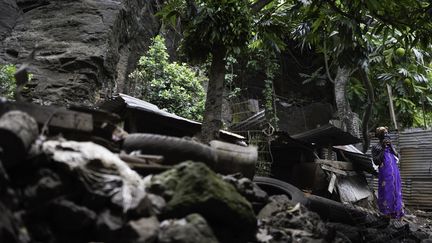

{"left": 315, "top": 159, "right": 354, "bottom": 170}
{"left": 328, "top": 173, "right": 337, "bottom": 193}
{"left": 320, "top": 164, "right": 357, "bottom": 176}
{"left": 0, "top": 101, "right": 93, "bottom": 132}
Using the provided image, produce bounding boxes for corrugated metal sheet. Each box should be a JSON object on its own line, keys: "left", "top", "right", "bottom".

{"left": 229, "top": 110, "right": 265, "bottom": 132}
{"left": 398, "top": 130, "right": 432, "bottom": 210}
{"left": 119, "top": 93, "right": 201, "bottom": 125}
{"left": 291, "top": 124, "right": 361, "bottom": 146}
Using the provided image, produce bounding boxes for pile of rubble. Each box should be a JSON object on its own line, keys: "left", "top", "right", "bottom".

{"left": 1, "top": 100, "right": 432, "bottom": 243}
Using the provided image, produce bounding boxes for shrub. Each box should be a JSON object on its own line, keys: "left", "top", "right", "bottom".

{"left": 0, "top": 64, "right": 16, "bottom": 99}
{"left": 130, "top": 35, "right": 206, "bottom": 121}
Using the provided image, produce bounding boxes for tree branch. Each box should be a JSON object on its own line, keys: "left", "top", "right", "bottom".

{"left": 323, "top": 41, "right": 335, "bottom": 84}
{"left": 251, "top": 0, "right": 274, "bottom": 13}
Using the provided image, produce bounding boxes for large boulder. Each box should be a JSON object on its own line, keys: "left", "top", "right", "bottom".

{"left": 148, "top": 161, "right": 257, "bottom": 243}
{"left": 0, "top": 0, "right": 161, "bottom": 105}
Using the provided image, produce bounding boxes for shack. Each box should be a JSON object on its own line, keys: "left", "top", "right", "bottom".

{"left": 99, "top": 93, "right": 245, "bottom": 144}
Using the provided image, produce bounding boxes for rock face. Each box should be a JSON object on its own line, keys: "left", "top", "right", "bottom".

{"left": 0, "top": 0, "right": 161, "bottom": 105}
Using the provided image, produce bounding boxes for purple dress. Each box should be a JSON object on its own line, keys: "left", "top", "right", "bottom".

{"left": 377, "top": 147, "right": 404, "bottom": 219}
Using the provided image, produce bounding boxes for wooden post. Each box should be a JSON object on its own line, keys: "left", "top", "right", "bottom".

{"left": 386, "top": 84, "right": 398, "bottom": 130}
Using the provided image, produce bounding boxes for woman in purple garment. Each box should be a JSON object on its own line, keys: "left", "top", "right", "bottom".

{"left": 371, "top": 127, "right": 404, "bottom": 219}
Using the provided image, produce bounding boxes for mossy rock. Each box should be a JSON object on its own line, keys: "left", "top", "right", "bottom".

{"left": 149, "top": 161, "right": 256, "bottom": 242}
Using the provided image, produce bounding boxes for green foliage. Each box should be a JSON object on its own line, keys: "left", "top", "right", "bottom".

{"left": 285, "top": 0, "right": 432, "bottom": 128}
{"left": 158, "top": 0, "right": 253, "bottom": 62}
{"left": 0, "top": 64, "right": 16, "bottom": 99}
{"left": 366, "top": 33, "right": 432, "bottom": 127}
{"left": 224, "top": 55, "right": 241, "bottom": 100}
{"left": 157, "top": 0, "right": 432, "bottom": 129}
{"left": 130, "top": 36, "right": 206, "bottom": 121}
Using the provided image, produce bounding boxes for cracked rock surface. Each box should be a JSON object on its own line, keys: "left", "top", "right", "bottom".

{"left": 0, "top": 0, "right": 161, "bottom": 105}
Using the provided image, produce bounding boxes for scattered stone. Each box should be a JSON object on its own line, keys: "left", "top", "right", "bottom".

{"left": 48, "top": 199, "right": 97, "bottom": 232}
{"left": 222, "top": 174, "right": 268, "bottom": 204}
{"left": 0, "top": 202, "right": 29, "bottom": 243}
{"left": 158, "top": 214, "right": 219, "bottom": 243}
{"left": 130, "top": 193, "right": 166, "bottom": 218}
{"left": 96, "top": 209, "right": 124, "bottom": 242}
{"left": 122, "top": 216, "right": 159, "bottom": 243}
{"left": 149, "top": 161, "right": 257, "bottom": 242}
{"left": 257, "top": 195, "right": 332, "bottom": 242}
{"left": 23, "top": 169, "right": 62, "bottom": 205}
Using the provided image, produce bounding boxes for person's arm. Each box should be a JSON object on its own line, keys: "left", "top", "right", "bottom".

{"left": 390, "top": 144, "right": 400, "bottom": 158}
{"left": 371, "top": 143, "right": 385, "bottom": 166}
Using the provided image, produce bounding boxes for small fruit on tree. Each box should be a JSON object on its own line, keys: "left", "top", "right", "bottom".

{"left": 395, "top": 47, "right": 405, "bottom": 57}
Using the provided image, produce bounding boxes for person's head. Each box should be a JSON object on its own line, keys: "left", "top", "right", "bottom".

{"left": 375, "top": 126, "right": 388, "bottom": 140}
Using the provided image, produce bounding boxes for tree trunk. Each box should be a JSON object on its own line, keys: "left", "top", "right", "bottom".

{"left": 334, "top": 67, "right": 360, "bottom": 138}
{"left": 359, "top": 69, "right": 374, "bottom": 153}
{"left": 386, "top": 84, "right": 398, "bottom": 130}
{"left": 200, "top": 46, "right": 227, "bottom": 143}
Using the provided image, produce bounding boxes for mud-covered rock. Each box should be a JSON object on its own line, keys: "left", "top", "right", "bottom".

{"left": 130, "top": 193, "right": 166, "bottom": 218}
{"left": 257, "top": 195, "right": 332, "bottom": 242}
{"left": 96, "top": 209, "right": 124, "bottom": 242}
{"left": 122, "top": 216, "right": 159, "bottom": 243}
{"left": 149, "top": 161, "right": 256, "bottom": 242}
{"left": 158, "top": 214, "right": 219, "bottom": 243}
{"left": 48, "top": 199, "right": 97, "bottom": 232}
{"left": 23, "top": 168, "right": 62, "bottom": 205}
{"left": 222, "top": 174, "right": 268, "bottom": 204}
{"left": 0, "top": 202, "right": 29, "bottom": 243}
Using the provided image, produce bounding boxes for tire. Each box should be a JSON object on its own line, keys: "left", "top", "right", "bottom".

{"left": 253, "top": 176, "right": 307, "bottom": 205}
{"left": 305, "top": 194, "right": 387, "bottom": 226}
{"left": 123, "top": 133, "right": 217, "bottom": 166}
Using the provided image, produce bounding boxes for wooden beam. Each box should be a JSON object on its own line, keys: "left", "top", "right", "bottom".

{"left": 315, "top": 159, "right": 354, "bottom": 170}
{"left": 320, "top": 164, "right": 357, "bottom": 176}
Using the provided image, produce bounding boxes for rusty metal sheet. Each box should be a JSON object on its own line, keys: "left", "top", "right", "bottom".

{"left": 337, "top": 175, "right": 373, "bottom": 203}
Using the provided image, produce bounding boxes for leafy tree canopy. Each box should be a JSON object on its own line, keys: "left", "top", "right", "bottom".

{"left": 158, "top": 0, "right": 253, "bottom": 62}
{"left": 130, "top": 35, "right": 206, "bottom": 121}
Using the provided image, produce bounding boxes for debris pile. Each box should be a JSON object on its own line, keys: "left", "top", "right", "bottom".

{"left": 1, "top": 100, "right": 432, "bottom": 243}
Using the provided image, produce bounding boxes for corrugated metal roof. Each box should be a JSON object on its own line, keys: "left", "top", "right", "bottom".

{"left": 229, "top": 110, "right": 265, "bottom": 132}
{"left": 99, "top": 93, "right": 245, "bottom": 140}
{"left": 119, "top": 93, "right": 201, "bottom": 125}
